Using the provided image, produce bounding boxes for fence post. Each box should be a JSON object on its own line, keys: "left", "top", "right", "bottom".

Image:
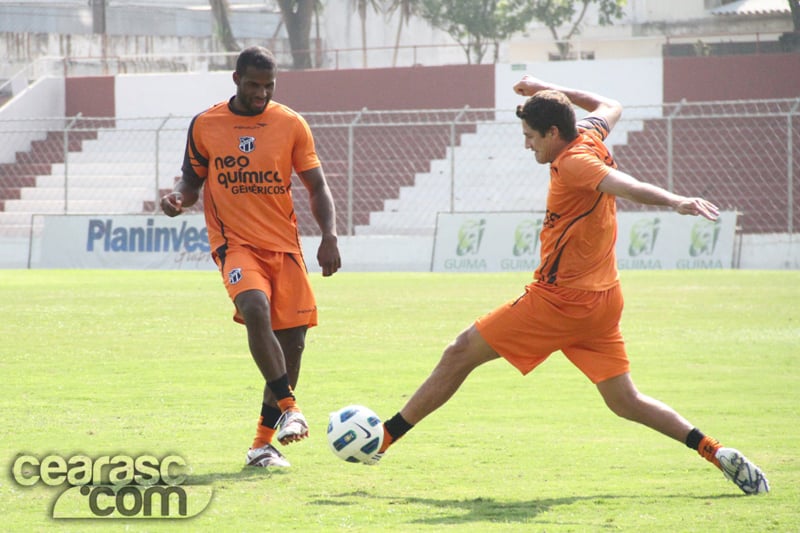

{"left": 155, "top": 114, "right": 172, "bottom": 212}
{"left": 347, "top": 108, "right": 365, "bottom": 236}
{"left": 63, "top": 113, "right": 81, "bottom": 214}
{"left": 449, "top": 106, "right": 469, "bottom": 213}
{"left": 666, "top": 99, "right": 684, "bottom": 193}
{"left": 788, "top": 98, "right": 800, "bottom": 235}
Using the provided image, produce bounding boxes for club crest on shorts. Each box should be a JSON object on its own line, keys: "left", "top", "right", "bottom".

{"left": 228, "top": 267, "right": 243, "bottom": 285}
{"left": 239, "top": 136, "right": 255, "bottom": 153}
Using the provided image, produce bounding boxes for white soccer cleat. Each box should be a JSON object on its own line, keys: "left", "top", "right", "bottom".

{"left": 245, "top": 443, "right": 291, "bottom": 468}
{"left": 715, "top": 447, "right": 770, "bottom": 495}
{"left": 276, "top": 409, "right": 310, "bottom": 445}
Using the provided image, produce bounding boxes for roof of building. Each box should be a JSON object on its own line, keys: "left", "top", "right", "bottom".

{"left": 710, "top": 0, "right": 792, "bottom": 16}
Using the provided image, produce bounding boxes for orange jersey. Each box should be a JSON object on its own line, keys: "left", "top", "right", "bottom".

{"left": 182, "top": 98, "right": 321, "bottom": 254}
{"left": 535, "top": 117, "right": 619, "bottom": 291}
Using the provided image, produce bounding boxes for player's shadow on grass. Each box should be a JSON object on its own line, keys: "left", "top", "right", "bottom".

{"left": 187, "top": 466, "right": 291, "bottom": 485}
{"left": 391, "top": 494, "right": 580, "bottom": 525}
{"left": 310, "top": 491, "right": 605, "bottom": 525}
{"left": 309, "top": 491, "right": 742, "bottom": 525}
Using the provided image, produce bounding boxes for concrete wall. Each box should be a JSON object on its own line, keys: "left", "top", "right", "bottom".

{"left": 495, "top": 58, "right": 663, "bottom": 111}
{"left": 664, "top": 54, "right": 800, "bottom": 102}
{"left": 110, "top": 63, "right": 496, "bottom": 120}
{"left": 60, "top": 53, "right": 800, "bottom": 119}
{"left": 66, "top": 76, "right": 114, "bottom": 117}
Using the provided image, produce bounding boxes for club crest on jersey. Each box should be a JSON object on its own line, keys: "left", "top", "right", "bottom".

{"left": 239, "top": 136, "right": 255, "bottom": 153}
{"left": 228, "top": 268, "right": 243, "bottom": 285}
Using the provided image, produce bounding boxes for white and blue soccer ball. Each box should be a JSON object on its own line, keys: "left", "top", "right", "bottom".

{"left": 327, "top": 405, "right": 383, "bottom": 465}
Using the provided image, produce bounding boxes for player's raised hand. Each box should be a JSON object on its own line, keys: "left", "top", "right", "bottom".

{"left": 160, "top": 191, "right": 184, "bottom": 217}
{"left": 513, "top": 75, "right": 550, "bottom": 97}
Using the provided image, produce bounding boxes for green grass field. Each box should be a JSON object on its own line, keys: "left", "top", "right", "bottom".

{"left": 1, "top": 270, "right": 798, "bottom": 532}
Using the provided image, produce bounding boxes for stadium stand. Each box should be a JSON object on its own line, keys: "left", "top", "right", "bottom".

{"left": 0, "top": 129, "right": 97, "bottom": 236}
{"left": 614, "top": 103, "right": 800, "bottom": 234}
{"left": 293, "top": 115, "right": 480, "bottom": 236}
{"left": 348, "top": 118, "right": 644, "bottom": 236}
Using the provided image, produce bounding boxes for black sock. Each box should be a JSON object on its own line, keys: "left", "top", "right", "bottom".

{"left": 260, "top": 404, "right": 282, "bottom": 428}
{"left": 266, "top": 373, "right": 294, "bottom": 401}
{"left": 384, "top": 413, "right": 414, "bottom": 441}
{"left": 685, "top": 428, "right": 705, "bottom": 450}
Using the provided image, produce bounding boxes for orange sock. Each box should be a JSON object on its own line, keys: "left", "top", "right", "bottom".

{"left": 378, "top": 425, "right": 394, "bottom": 453}
{"left": 698, "top": 435, "right": 722, "bottom": 469}
{"left": 251, "top": 416, "right": 277, "bottom": 449}
{"left": 277, "top": 397, "right": 298, "bottom": 413}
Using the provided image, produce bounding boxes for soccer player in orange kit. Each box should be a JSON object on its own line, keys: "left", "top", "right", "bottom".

{"left": 375, "top": 75, "right": 769, "bottom": 495}
{"left": 161, "top": 46, "right": 341, "bottom": 468}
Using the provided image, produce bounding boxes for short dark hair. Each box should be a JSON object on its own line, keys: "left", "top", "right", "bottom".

{"left": 516, "top": 90, "right": 578, "bottom": 141}
{"left": 236, "top": 46, "right": 277, "bottom": 75}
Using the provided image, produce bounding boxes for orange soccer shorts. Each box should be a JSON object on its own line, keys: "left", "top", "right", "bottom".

{"left": 212, "top": 244, "right": 318, "bottom": 330}
{"left": 475, "top": 281, "right": 629, "bottom": 384}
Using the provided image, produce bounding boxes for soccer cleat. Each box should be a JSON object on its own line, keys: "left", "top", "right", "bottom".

{"left": 276, "top": 409, "right": 310, "bottom": 445}
{"left": 245, "top": 443, "right": 290, "bottom": 467}
{"left": 715, "top": 447, "right": 770, "bottom": 495}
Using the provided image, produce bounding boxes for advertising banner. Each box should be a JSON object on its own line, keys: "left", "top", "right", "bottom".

{"left": 431, "top": 212, "right": 544, "bottom": 273}
{"left": 432, "top": 211, "right": 738, "bottom": 272}
{"left": 616, "top": 210, "right": 738, "bottom": 270}
{"left": 37, "top": 214, "right": 216, "bottom": 270}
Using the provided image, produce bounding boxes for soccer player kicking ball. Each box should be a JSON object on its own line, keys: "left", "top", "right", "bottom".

{"left": 161, "top": 46, "right": 341, "bottom": 468}
{"left": 375, "top": 75, "right": 769, "bottom": 495}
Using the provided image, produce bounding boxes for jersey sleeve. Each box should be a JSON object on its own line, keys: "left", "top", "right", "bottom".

{"left": 291, "top": 114, "right": 321, "bottom": 174}
{"left": 181, "top": 114, "right": 209, "bottom": 183}
{"left": 559, "top": 152, "right": 612, "bottom": 191}
{"left": 577, "top": 116, "right": 610, "bottom": 141}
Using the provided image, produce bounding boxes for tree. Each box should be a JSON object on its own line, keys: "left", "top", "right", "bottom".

{"left": 352, "top": 0, "right": 385, "bottom": 68}
{"left": 277, "top": 0, "right": 317, "bottom": 69}
{"left": 418, "top": 0, "right": 536, "bottom": 64}
{"left": 209, "top": 0, "right": 239, "bottom": 54}
{"left": 91, "top": 0, "right": 106, "bottom": 34}
{"left": 781, "top": 0, "right": 800, "bottom": 51}
{"left": 387, "top": 0, "right": 421, "bottom": 66}
{"left": 531, "top": 0, "right": 626, "bottom": 60}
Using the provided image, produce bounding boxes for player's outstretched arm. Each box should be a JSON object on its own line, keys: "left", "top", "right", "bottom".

{"left": 513, "top": 74, "right": 622, "bottom": 131}
{"left": 598, "top": 168, "right": 719, "bottom": 221}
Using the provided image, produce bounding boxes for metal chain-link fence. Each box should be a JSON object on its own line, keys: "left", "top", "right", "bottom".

{"left": 1, "top": 99, "right": 798, "bottom": 240}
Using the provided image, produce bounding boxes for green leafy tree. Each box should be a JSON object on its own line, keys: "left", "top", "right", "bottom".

{"left": 531, "top": 0, "right": 626, "bottom": 60}
{"left": 779, "top": 0, "right": 800, "bottom": 51}
{"left": 418, "top": 0, "right": 537, "bottom": 64}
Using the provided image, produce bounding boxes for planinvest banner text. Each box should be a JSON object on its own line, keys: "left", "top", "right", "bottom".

{"left": 432, "top": 211, "right": 738, "bottom": 273}
{"left": 38, "top": 214, "right": 215, "bottom": 269}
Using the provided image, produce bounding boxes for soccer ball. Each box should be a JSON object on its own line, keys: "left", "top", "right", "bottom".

{"left": 327, "top": 405, "right": 383, "bottom": 465}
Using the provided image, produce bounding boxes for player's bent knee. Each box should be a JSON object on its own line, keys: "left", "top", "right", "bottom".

{"left": 603, "top": 392, "right": 646, "bottom": 421}
{"left": 235, "top": 290, "right": 271, "bottom": 323}
{"left": 441, "top": 326, "right": 497, "bottom": 371}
